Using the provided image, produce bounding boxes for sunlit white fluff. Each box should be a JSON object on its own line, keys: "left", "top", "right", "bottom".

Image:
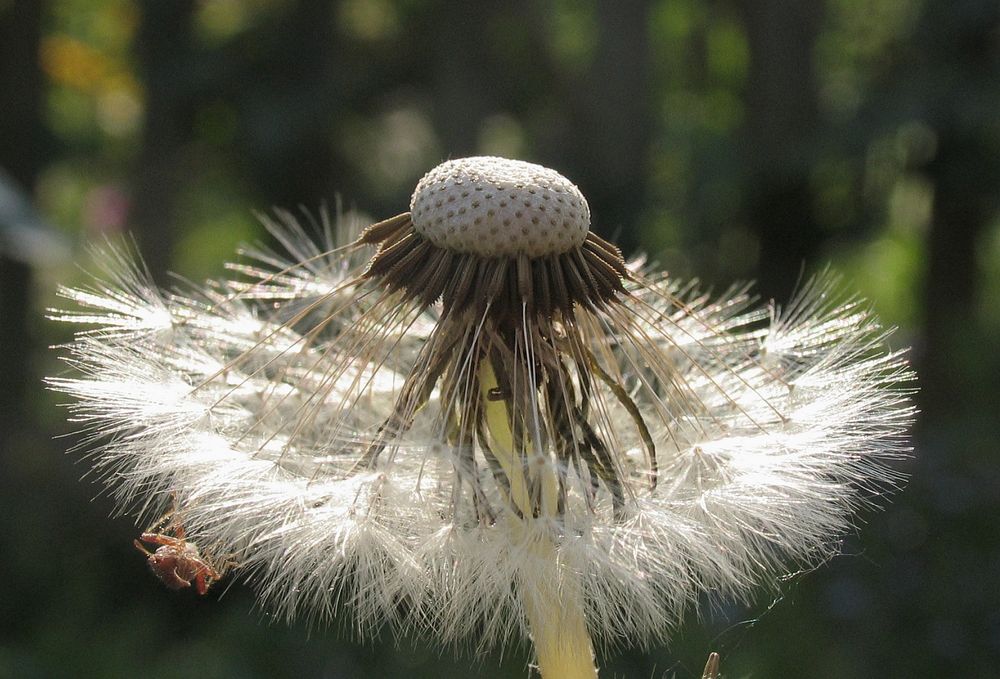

{"left": 49, "top": 206, "right": 913, "bottom": 651}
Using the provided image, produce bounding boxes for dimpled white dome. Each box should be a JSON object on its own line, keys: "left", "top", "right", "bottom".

{"left": 409, "top": 156, "right": 590, "bottom": 257}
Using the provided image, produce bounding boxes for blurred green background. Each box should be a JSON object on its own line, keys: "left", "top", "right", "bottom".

{"left": 1, "top": 1, "right": 998, "bottom": 677}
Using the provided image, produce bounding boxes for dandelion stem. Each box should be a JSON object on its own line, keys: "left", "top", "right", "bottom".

{"left": 479, "top": 361, "right": 599, "bottom": 679}
{"left": 520, "top": 544, "right": 598, "bottom": 679}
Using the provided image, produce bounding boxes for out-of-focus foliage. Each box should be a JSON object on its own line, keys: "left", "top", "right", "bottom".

{"left": 1, "top": 0, "right": 998, "bottom": 677}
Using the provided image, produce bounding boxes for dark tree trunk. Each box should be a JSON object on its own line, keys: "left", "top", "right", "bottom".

{"left": 130, "top": 0, "right": 197, "bottom": 283}
{"left": 0, "top": 0, "right": 44, "bottom": 440}
{"left": 917, "top": 0, "right": 1000, "bottom": 413}
{"left": 738, "top": 0, "right": 824, "bottom": 302}
{"left": 574, "top": 0, "right": 653, "bottom": 256}
{"left": 0, "top": 0, "right": 44, "bottom": 184}
{"left": 248, "top": 0, "right": 341, "bottom": 209}
{"left": 921, "top": 133, "right": 994, "bottom": 411}
{"left": 429, "top": 0, "right": 491, "bottom": 156}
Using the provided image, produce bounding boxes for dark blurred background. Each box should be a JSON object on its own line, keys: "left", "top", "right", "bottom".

{"left": 2, "top": 1, "right": 998, "bottom": 677}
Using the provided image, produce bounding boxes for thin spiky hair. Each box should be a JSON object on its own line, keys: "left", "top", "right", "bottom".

{"left": 48, "top": 208, "right": 913, "bottom": 650}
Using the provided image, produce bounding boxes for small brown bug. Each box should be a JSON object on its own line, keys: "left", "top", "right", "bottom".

{"left": 133, "top": 496, "right": 233, "bottom": 595}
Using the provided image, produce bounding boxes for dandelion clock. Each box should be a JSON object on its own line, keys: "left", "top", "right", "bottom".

{"left": 50, "top": 157, "right": 913, "bottom": 678}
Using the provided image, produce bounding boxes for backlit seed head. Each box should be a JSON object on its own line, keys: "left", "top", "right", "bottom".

{"left": 48, "top": 166, "right": 914, "bottom": 660}
{"left": 409, "top": 156, "right": 590, "bottom": 258}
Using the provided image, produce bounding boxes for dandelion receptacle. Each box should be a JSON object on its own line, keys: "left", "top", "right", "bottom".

{"left": 50, "top": 157, "right": 913, "bottom": 678}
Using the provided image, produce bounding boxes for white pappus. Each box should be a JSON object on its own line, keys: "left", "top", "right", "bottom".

{"left": 49, "top": 157, "right": 914, "bottom": 673}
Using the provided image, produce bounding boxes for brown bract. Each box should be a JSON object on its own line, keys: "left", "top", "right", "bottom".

{"left": 360, "top": 211, "right": 628, "bottom": 322}
{"left": 362, "top": 157, "right": 628, "bottom": 322}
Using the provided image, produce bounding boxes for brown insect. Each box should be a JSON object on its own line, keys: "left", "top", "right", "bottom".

{"left": 133, "top": 497, "right": 233, "bottom": 595}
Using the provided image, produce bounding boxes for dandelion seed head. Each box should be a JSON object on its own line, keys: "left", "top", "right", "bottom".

{"left": 409, "top": 156, "right": 590, "bottom": 257}
{"left": 49, "top": 158, "right": 913, "bottom": 654}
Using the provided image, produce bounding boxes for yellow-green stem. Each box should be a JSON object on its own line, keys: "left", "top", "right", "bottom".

{"left": 480, "top": 361, "right": 599, "bottom": 679}
{"left": 520, "top": 540, "right": 598, "bottom": 679}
